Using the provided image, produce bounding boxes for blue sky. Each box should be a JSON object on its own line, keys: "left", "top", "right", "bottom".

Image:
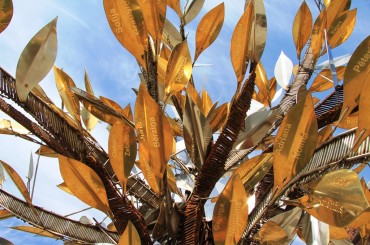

{"left": 0, "top": 0, "right": 369, "bottom": 244}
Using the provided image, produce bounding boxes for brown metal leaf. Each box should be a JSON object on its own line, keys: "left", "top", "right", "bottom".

{"left": 232, "top": 153, "right": 273, "bottom": 190}
{"left": 16, "top": 18, "right": 58, "bottom": 102}
{"left": 58, "top": 155, "right": 109, "bottom": 213}
{"left": 108, "top": 107, "right": 136, "bottom": 192}
{"left": 328, "top": 9, "right": 357, "bottom": 49}
{"left": 164, "top": 41, "right": 192, "bottom": 99}
{"left": 207, "top": 102, "right": 229, "bottom": 133}
{"left": 162, "top": 18, "right": 182, "bottom": 49}
{"left": 194, "top": 3, "right": 225, "bottom": 61}
{"left": 183, "top": 93, "right": 212, "bottom": 170}
{"left": 292, "top": 1, "right": 312, "bottom": 61}
{"left": 309, "top": 66, "right": 346, "bottom": 92}
{"left": 0, "top": 160, "right": 32, "bottom": 205}
{"left": 212, "top": 175, "right": 249, "bottom": 245}
{"left": 183, "top": 0, "right": 205, "bottom": 25}
{"left": 11, "top": 226, "right": 59, "bottom": 239}
{"left": 134, "top": 84, "right": 173, "bottom": 194}
{"left": 326, "top": 0, "right": 351, "bottom": 29}
{"left": 0, "top": 237, "right": 13, "bottom": 245}
{"left": 231, "top": 2, "right": 254, "bottom": 83}
{"left": 103, "top": 0, "right": 147, "bottom": 67}
{"left": 137, "top": 0, "right": 166, "bottom": 44}
{"left": 298, "top": 170, "right": 370, "bottom": 227}
{"left": 53, "top": 66, "right": 81, "bottom": 125}
{"left": 253, "top": 220, "right": 288, "bottom": 244}
{"left": 341, "top": 35, "right": 370, "bottom": 122}
{"left": 273, "top": 89, "right": 318, "bottom": 193}
{"left": 167, "top": 0, "right": 182, "bottom": 18}
{"left": 0, "top": 0, "right": 13, "bottom": 33}
{"left": 118, "top": 221, "right": 141, "bottom": 245}
{"left": 234, "top": 109, "right": 278, "bottom": 150}
{"left": 0, "top": 209, "right": 13, "bottom": 220}
{"left": 311, "top": 9, "right": 327, "bottom": 59}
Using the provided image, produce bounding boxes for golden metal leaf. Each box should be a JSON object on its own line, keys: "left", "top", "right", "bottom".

{"left": 254, "top": 63, "right": 269, "bottom": 106}
{"left": 164, "top": 41, "right": 192, "bottom": 99}
{"left": 166, "top": 116, "right": 183, "bottom": 136}
{"left": 103, "top": 0, "right": 147, "bottom": 67}
{"left": 58, "top": 155, "right": 109, "bottom": 213}
{"left": 0, "top": 0, "right": 13, "bottom": 33}
{"left": 326, "top": 0, "right": 351, "bottom": 29}
{"left": 330, "top": 226, "right": 350, "bottom": 240}
{"left": 183, "top": 0, "right": 205, "bottom": 25}
{"left": 292, "top": 1, "right": 312, "bottom": 61}
{"left": 53, "top": 66, "right": 81, "bottom": 125}
{"left": 187, "top": 83, "right": 203, "bottom": 113}
{"left": 234, "top": 110, "right": 278, "bottom": 150}
{"left": 160, "top": 44, "right": 171, "bottom": 60}
{"left": 232, "top": 153, "right": 273, "bottom": 190}
{"left": 157, "top": 56, "right": 168, "bottom": 102}
{"left": 194, "top": 3, "right": 225, "bottom": 61}
{"left": 299, "top": 170, "right": 370, "bottom": 227}
{"left": 0, "top": 118, "right": 29, "bottom": 135}
{"left": 207, "top": 102, "right": 229, "bottom": 133}
{"left": 0, "top": 160, "right": 32, "bottom": 205}
{"left": 268, "top": 77, "right": 277, "bottom": 104}
{"left": 342, "top": 35, "right": 370, "bottom": 122}
{"left": 212, "top": 175, "right": 249, "bottom": 245}
{"left": 201, "top": 89, "right": 213, "bottom": 116}
{"left": 134, "top": 84, "right": 173, "bottom": 194}
{"left": 100, "top": 96, "right": 123, "bottom": 113}
{"left": 273, "top": 90, "right": 318, "bottom": 192}
{"left": 57, "top": 182, "right": 74, "bottom": 196}
{"left": 316, "top": 125, "right": 333, "bottom": 146}
{"left": 328, "top": 9, "right": 356, "bottom": 49}
{"left": 162, "top": 18, "right": 182, "bottom": 49}
{"left": 309, "top": 66, "right": 346, "bottom": 92}
{"left": 118, "top": 221, "right": 141, "bottom": 245}
{"left": 337, "top": 111, "right": 358, "bottom": 129}
{"left": 253, "top": 220, "right": 288, "bottom": 244}
{"left": 137, "top": 0, "right": 166, "bottom": 44}
{"left": 15, "top": 18, "right": 57, "bottom": 102}
{"left": 183, "top": 93, "right": 212, "bottom": 170}
{"left": 231, "top": 2, "right": 254, "bottom": 83}
{"left": 270, "top": 207, "right": 303, "bottom": 242}
{"left": 107, "top": 222, "right": 117, "bottom": 232}
{"left": 81, "top": 69, "right": 98, "bottom": 131}
{"left": 311, "top": 9, "right": 327, "bottom": 59}
{"left": 349, "top": 208, "right": 370, "bottom": 229}
{"left": 11, "top": 226, "right": 59, "bottom": 239}
{"left": 0, "top": 209, "right": 13, "bottom": 220}
{"left": 167, "top": 165, "right": 183, "bottom": 197}
{"left": 167, "top": 0, "right": 182, "bottom": 18}
{"left": 354, "top": 76, "right": 370, "bottom": 151}
{"left": 108, "top": 107, "right": 136, "bottom": 192}
{"left": 35, "top": 145, "right": 57, "bottom": 158}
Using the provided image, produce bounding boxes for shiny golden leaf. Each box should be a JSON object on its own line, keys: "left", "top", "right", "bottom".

{"left": 268, "top": 77, "right": 277, "bottom": 104}
{"left": 232, "top": 153, "right": 273, "bottom": 190}
{"left": 81, "top": 69, "right": 98, "bottom": 131}
{"left": 310, "top": 66, "right": 346, "bottom": 92}
{"left": 0, "top": 119, "right": 29, "bottom": 135}
{"left": 108, "top": 107, "right": 136, "bottom": 192}
{"left": 162, "top": 18, "right": 182, "bottom": 48}
{"left": 58, "top": 155, "right": 109, "bottom": 213}
{"left": 292, "top": 1, "right": 312, "bottom": 61}
{"left": 183, "top": 93, "right": 212, "bottom": 170}
{"left": 183, "top": 0, "right": 205, "bottom": 25}
{"left": 53, "top": 66, "right": 81, "bottom": 125}
{"left": 35, "top": 145, "right": 57, "bottom": 158}
{"left": 11, "top": 226, "right": 59, "bottom": 239}
{"left": 0, "top": 160, "right": 32, "bottom": 205}
{"left": 107, "top": 222, "right": 117, "bottom": 232}
{"left": 137, "top": 0, "right": 166, "bottom": 43}
{"left": 160, "top": 44, "right": 171, "bottom": 60}
{"left": 330, "top": 226, "right": 350, "bottom": 240}
{"left": 134, "top": 84, "right": 173, "bottom": 194}
{"left": 57, "top": 182, "right": 74, "bottom": 196}
{"left": 253, "top": 220, "right": 288, "bottom": 244}
{"left": 0, "top": 0, "right": 13, "bottom": 33}
{"left": 326, "top": 0, "right": 351, "bottom": 29}
{"left": 16, "top": 18, "right": 57, "bottom": 102}
{"left": 187, "top": 83, "right": 203, "bottom": 113}
{"left": 157, "top": 56, "right": 168, "bottom": 102}
{"left": 354, "top": 77, "right": 370, "bottom": 151}
{"left": 342, "top": 35, "right": 370, "bottom": 122}
{"left": 298, "top": 170, "right": 370, "bottom": 227}
{"left": 166, "top": 116, "right": 182, "bottom": 136}
{"left": 207, "top": 102, "right": 229, "bottom": 133}
{"left": 254, "top": 62, "right": 269, "bottom": 106}
{"left": 273, "top": 90, "right": 318, "bottom": 193}
{"left": 270, "top": 207, "right": 303, "bottom": 242}
{"left": 0, "top": 209, "right": 13, "bottom": 220}
{"left": 167, "top": 165, "right": 183, "bottom": 197}
{"left": 316, "top": 125, "right": 333, "bottom": 146}
{"left": 164, "top": 41, "right": 192, "bottom": 99}
{"left": 234, "top": 110, "right": 278, "bottom": 150}
{"left": 353, "top": 163, "right": 367, "bottom": 175}
{"left": 311, "top": 9, "right": 327, "bottom": 59}
{"left": 167, "top": 0, "right": 182, "bottom": 18}
{"left": 118, "top": 221, "right": 141, "bottom": 245}
{"left": 194, "top": 3, "right": 225, "bottom": 61}
{"left": 231, "top": 2, "right": 254, "bottom": 83}
{"left": 103, "top": 0, "right": 147, "bottom": 67}
{"left": 213, "top": 175, "right": 249, "bottom": 245}
{"left": 201, "top": 89, "right": 213, "bottom": 116}
{"left": 328, "top": 9, "right": 357, "bottom": 49}
{"left": 337, "top": 111, "right": 358, "bottom": 129}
